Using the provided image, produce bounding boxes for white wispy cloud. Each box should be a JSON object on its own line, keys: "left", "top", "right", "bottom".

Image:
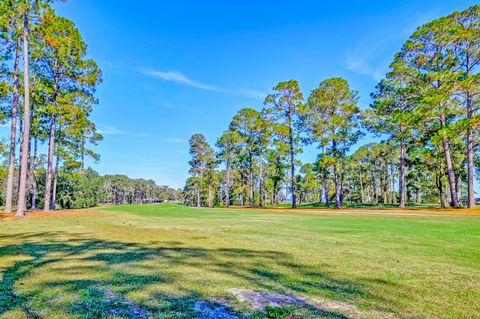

{"left": 344, "top": 55, "right": 386, "bottom": 81}
{"left": 161, "top": 137, "right": 186, "bottom": 144}
{"left": 98, "top": 124, "right": 150, "bottom": 137}
{"left": 141, "top": 69, "right": 265, "bottom": 99}
{"left": 143, "top": 70, "right": 218, "bottom": 91}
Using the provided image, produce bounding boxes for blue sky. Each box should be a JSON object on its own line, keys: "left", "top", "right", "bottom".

{"left": 52, "top": 0, "right": 478, "bottom": 188}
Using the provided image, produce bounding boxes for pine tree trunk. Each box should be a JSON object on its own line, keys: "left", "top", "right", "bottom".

{"left": 225, "top": 159, "right": 230, "bottom": 207}
{"left": 248, "top": 152, "right": 254, "bottom": 207}
{"left": 16, "top": 14, "right": 31, "bottom": 217}
{"left": 333, "top": 140, "right": 340, "bottom": 208}
{"left": 289, "top": 124, "right": 296, "bottom": 208}
{"left": 52, "top": 152, "right": 60, "bottom": 210}
{"left": 5, "top": 38, "right": 21, "bottom": 213}
{"left": 340, "top": 169, "right": 345, "bottom": 206}
{"left": 456, "top": 174, "right": 462, "bottom": 207}
{"left": 359, "top": 171, "right": 364, "bottom": 203}
{"left": 383, "top": 169, "right": 387, "bottom": 204}
{"left": 325, "top": 182, "right": 330, "bottom": 208}
{"left": 208, "top": 184, "right": 213, "bottom": 208}
{"left": 467, "top": 112, "right": 475, "bottom": 208}
{"left": 17, "top": 117, "right": 23, "bottom": 195}
{"left": 399, "top": 139, "right": 406, "bottom": 208}
{"left": 390, "top": 163, "right": 396, "bottom": 204}
{"left": 440, "top": 119, "right": 459, "bottom": 208}
{"left": 31, "top": 137, "right": 38, "bottom": 210}
{"left": 196, "top": 184, "right": 200, "bottom": 208}
{"left": 259, "top": 157, "right": 264, "bottom": 207}
{"left": 44, "top": 114, "right": 56, "bottom": 211}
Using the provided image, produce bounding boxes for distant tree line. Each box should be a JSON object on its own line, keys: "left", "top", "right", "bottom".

{"left": 184, "top": 5, "right": 480, "bottom": 209}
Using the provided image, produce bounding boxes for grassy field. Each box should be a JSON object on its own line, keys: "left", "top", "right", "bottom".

{"left": 1, "top": 204, "right": 479, "bottom": 318}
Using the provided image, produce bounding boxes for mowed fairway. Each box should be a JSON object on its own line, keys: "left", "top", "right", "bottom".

{"left": 1, "top": 204, "right": 479, "bottom": 318}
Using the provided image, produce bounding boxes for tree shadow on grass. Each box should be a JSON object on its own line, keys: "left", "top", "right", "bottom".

{"left": 0, "top": 231, "right": 395, "bottom": 318}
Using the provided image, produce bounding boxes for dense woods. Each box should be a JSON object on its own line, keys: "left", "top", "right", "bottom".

{"left": 184, "top": 5, "right": 480, "bottom": 209}
{"left": 0, "top": 1, "right": 179, "bottom": 213}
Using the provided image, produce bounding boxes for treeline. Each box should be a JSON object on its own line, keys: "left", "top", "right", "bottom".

{"left": 0, "top": 0, "right": 101, "bottom": 215}
{"left": 184, "top": 5, "right": 480, "bottom": 209}
{"left": 0, "top": 165, "right": 180, "bottom": 209}
{"left": 103, "top": 175, "right": 181, "bottom": 205}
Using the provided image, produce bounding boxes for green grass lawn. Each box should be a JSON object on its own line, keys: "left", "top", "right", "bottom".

{"left": 1, "top": 204, "right": 479, "bottom": 318}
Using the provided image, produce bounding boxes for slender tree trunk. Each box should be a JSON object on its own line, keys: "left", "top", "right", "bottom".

{"left": 44, "top": 114, "right": 56, "bottom": 211}
{"left": 359, "top": 171, "right": 365, "bottom": 203}
{"left": 456, "top": 174, "right": 462, "bottom": 207}
{"left": 464, "top": 49, "right": 475, "bottom": 208}
{"left": 340, "top": 170, "right": 345, "bottom": 206}
{"left": 372, "top": 170, "right": 378, "bottom": 203}
{"left": 259, "top": 157, "right": 264, "bottom": 207}
{"left": 16, "top": 14, "right": 31, "bottom": 217}
{"left": 225, "top": 159, "right": 230, "bottom": 207}
{"left": 248, "top": 152, "right": 254, "bottom": 207}
{"left": 288, "top": 119, "right": 296, "bottom": 208}
{"left": 383, "top": 168, "right": 388, "bottom": 204}
{"left": 52, "top": 152, "right": 60, "bottom": 210}
{"left": 208, "top": 184, "right": 213, "bottom": 208}
{"left": 334, "top": 165, "right": 340, "bottom": 208}
{"left": 399, "top": 139, "right": 406, "bottom": 208}
{"left": 31, "top": 137, "right": 38, "bottom": 210}
{"left": 17, "top": 117, "right": 23, "bottom": 194}
{"left": 5, "top": 38, "right": 21, "bottom": 213}
{"left": 196, "top": 184, "right": 200, "bottom": 208}
{"left": 390, "top": 163, "right": 395, "bottom": 204}
{"left": 325, "top": 182, "right": 330, "bottom": 208}
{"left": 440, "top": 118, "right": 459, "bottom": 208}
{"left": 467, "top": 110, "right": 475, "bottom": 208}
{"left": 332, "top": 140, "right": 341, "bottom": 208}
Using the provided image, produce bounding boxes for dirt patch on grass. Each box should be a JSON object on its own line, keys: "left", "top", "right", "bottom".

{"left": 228, "top": 288, "right": 397, "bottom": 319}
{"left": 194, "top": 300, "right": 239, "bottom": 319}
{"left": 0, "top": 209, "right": 102, "bottom": 222}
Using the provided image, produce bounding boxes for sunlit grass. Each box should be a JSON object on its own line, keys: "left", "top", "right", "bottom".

{"left": 1, "top": 203, "right": 479, "bottom": 318}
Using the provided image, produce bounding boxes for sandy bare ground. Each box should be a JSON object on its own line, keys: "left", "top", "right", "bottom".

{"left": 0, "top": 209, "right": 102, "bottom": 222}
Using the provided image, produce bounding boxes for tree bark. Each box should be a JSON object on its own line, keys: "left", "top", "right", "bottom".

{"left": 225, "top": 158, "right": 230, "bottom": 207}
{"left": 5, "top": 38, "right": 21, "bottom": 213}
{"left": 440, "top": 118, "right": 459, "bottom": 208}
{"left": 467, "top": 107, "right": 475, "bottom": 208}
{"left": 259, "top": 156, "right": 264, "bottom": 207}
{"left": 340, "top": 170, "right": 345, "bottom": 206}
{"left": 52, "top": 152, "right": 60, "bottom": 210}
{"left": 456, "top": 174, "right": 462, "bottom": 207}
{"left": 324, "top": 182, "right": 330, "bottom": 208}
{"left": 288, "top": 117, "right": 296, "bottom": 208}
{"left": 44, "top": 114, "right": 56, "bottom": 211}
{"left": 248, "top": 152, "right": 254, "bottom": 207}
{"left": 16, "top": 14, "right": 31, "bottom": 217}
{"left": 31, "top": 137, "right": 38, "bottom": 210}
{"left": 442, "top": 138, "right": 459, "bottom": 207}
{"left": 196, "top": 184, "right": 200, "bottom": 208}
{"left": 399, "top": 139, "right": 406, "bottom": 208}
{"left": 333, "top": 140, "right": 341, "bottom": 209}
{"left": 359, "top": 171, "right": 365, "bottom": 203}
{"left": 390, "top": 163, "right": 396, "bottom": 204}
{"left": 208, "top": 184, "right": 213, "bottom": 208}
